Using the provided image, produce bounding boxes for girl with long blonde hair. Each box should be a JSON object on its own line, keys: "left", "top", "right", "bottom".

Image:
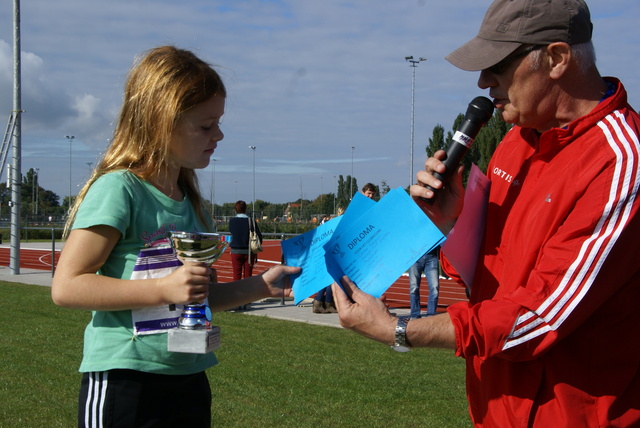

{"left": 52, "top": 46, "right": 299, "bottom": 427}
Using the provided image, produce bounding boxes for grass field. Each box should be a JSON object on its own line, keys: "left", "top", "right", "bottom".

{"left": 0, "top": 281, "right": 471, "bottom": 427}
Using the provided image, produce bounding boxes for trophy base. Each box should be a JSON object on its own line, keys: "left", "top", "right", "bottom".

{"left": 167, "top": 326, "right": 221, "bottom": 354}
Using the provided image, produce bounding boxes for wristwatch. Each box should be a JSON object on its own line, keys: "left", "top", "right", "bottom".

{"left": 391, "top": 316, "right": 411, "bottom": 352}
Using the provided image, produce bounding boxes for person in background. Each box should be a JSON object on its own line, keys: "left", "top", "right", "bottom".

{"left": 229, "top": 200, "right": 261, "bottom": 281}
{"left": 313, "top": 285, "right": 337, "bottom": 314}
{"left": 51, "top": 46, "right": 299, "bottom": 428}
{"left": 361, "top": 182, "right": 377, "bottom": 199}
{"left": 332, "top": 0, "right": 640, "bottom": 426}
{"left": 407, "top": 246, "right": 440, "bottom": 319}
{"left": 313, "top": 215, "right": 337, "bottom": 313}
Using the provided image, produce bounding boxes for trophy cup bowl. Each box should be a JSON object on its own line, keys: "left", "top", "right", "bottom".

{"left": 168, "top": 231, "right": 229, "bottom": 330}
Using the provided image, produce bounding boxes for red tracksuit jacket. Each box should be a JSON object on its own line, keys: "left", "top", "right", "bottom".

{"left": 444, "top": 78, "right": 640, "bottom": 427}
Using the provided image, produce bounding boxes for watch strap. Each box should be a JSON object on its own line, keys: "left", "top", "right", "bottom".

{"left": 392, "top": 316, "right": 410, "bottom": 352}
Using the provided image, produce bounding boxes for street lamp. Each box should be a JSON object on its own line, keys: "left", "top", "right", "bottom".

{"left": 350, "top": 146, "right": 355, "bottom": 200}
{"left": 333, "top": 175, "right": 338, "bottom": 215}
{"left": 210, "top": 158, "right": 217, "bottom": 224}
{"left": 249, "top": 146, "right": 256, "bottom": 216}
{"left": 86, "top": 162, "right": 93, "bottom": 182}
{"left": 405, "top": 56, "right": 426, "bottom": 187}
{"left": 32, "top": 168, "right": 39, "bottom": 216}
{"left": 66, "top": 135, "right": 74, "bottom": 212}
{"left": 35, "top": 168, "right": 39, "bottom": 217}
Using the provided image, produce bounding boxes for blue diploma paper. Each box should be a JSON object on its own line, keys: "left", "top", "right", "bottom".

{"left": 282, "top": 193, "right": 375, "bottom": 304}
{"left": 282, "top": 188, "right": 445, "bottom": 303}
{"left": 323, "top": 188, "right": 445, "bottom": 298}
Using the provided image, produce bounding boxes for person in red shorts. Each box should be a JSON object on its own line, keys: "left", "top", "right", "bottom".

{"left": 229, "top": 200, "right": 262, "bottom": 281}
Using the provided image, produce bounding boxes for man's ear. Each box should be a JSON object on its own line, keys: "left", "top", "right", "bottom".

{"left": 546, "top": 42, "right": 572, "bottom": 80}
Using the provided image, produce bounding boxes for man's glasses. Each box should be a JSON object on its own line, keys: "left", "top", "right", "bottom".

{"left": 487, "top": 45, "right": 545, "bottom": 75}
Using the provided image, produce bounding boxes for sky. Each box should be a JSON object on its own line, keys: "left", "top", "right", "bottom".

{"left": 1, "top": 0, "right": 639, "bottom": 206}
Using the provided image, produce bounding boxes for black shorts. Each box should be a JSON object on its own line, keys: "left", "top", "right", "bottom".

{"left": 78, "top": 369, "right": 211, "bottom": 428}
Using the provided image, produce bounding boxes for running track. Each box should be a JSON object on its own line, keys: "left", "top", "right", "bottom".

{"left": 0, "top": 240, "right": 468, "bottom": 312}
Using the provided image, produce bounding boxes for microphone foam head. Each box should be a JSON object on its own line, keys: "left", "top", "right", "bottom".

{"left": 466, "top": 96, "right": 495, "bottom": 124}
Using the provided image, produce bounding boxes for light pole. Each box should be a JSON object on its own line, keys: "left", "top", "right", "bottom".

{"left": 10, "top": 0, "right": 23, "bottom": 274}
{"left": 32, "top": 168, "right": 38, "bottom": 216}
{"left": 350, "top": 146, "right": 355, "bottom": 200}
{"left": 210, "top": 158, "right": 216, "bottom": 223}
{"left": 333, "top": 175, "right": 337, "bottom": 215}
{"left": 35, "top": 168, "right": 39, "bottom": 217}
{"left": 86, "top": 162, "right": 93, "bottom": 183}
{"left": 249, "top": 146, "right": 256, "bottom": 217}
{"left": 405, "top": 56, "right": 426, "bottom": 187}
{"left": 66, "top": 135, "right": 74, "bottom": 212}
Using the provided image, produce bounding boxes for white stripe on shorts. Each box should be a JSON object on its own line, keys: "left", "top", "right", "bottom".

{"left": 84, "top": 371, "right": 109, "bottom": 428}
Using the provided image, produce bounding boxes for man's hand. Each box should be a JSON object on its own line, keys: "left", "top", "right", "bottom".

{"left": 410, "top": 150, "right": 465, "bottom": 235}
{"left": 332, "top": 276, "right": 396, "bottom": 346}
{"left": 333, "top": 275, "right": 457, "bottom": 350}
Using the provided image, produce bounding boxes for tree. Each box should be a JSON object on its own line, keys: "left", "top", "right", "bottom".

{"left": 306, "top": 192, "right": 336, "bottom": 216}
{"left": 13, "top": 168, "right": 62, "bottom": 220}
{"left": 0, "top": 182, "right": 9, "bottom": 219}
{"left": 379, "top": 180, "right": 391, "bottom": 197}
{"left": 348, "top": 176, "right": 358, "bottom": 200}
{"left": 476, "top": 110, "right": 511, "bottom": 173}
{"left": 219, "top": 202, "right": 236, "bottom": 218}
{"left": 336, "top": 175, "right": 357, "bottom": 211}
{"left": 438, "top": 110, "right": 510, "bottom": 185}
{"left": 40, "top": 189, "right": 61, "bottom": 210}
{"left": 22, "top": 169, "right": 38, "bottom": 216}
{"left": 261, "top": 202, "right": 287, "bottom": 221}
{"left": 426, "top": 124, "right": 446, "bottom": 157}
{"left": 440, "top": 114, "right": 476, "bottom": 184}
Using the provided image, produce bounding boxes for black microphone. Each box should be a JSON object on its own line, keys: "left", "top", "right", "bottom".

{"left": 425, "top": 96, "right": 494, "bottom": 200}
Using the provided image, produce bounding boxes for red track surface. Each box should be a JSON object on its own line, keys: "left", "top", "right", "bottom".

{"left": 0, "top": 240, "right": 468, "bottom": 312}
{"left": 0, "top": 245, "right": 60, "bottom": 271}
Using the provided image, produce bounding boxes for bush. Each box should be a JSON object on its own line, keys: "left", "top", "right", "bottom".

{"left": 216, "top": 221, "right": 317, "bottom": 235}
{"left": 0, "top": 227, "right": 64, "bottom": 242}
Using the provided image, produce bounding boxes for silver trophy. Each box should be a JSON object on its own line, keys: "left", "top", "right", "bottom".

{"left": 166, "top": 231, "right": 229, "bottom": 354}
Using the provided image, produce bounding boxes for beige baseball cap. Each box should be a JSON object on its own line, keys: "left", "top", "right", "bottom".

{"left": 446, "top": 0, "right": 593, "bottom": 71}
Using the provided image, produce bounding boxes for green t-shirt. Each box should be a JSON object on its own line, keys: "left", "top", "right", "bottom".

{"left": 73, "top": 170, "right": 217, "bottom": 374}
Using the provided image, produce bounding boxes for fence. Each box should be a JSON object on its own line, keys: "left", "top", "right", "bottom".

{"left": 0, "top": 227, "right": 468, "bottom": 310}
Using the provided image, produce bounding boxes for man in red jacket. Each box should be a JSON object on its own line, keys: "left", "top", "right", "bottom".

{"left": 333, "top": 0, "right": 640, "bottom": 426}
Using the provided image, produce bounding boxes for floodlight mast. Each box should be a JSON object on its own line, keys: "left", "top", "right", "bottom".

{"left": 10, "top": 0, "right": 22, "bottom": 274}
{"left": 405, "top": 56, "right": 426, "bottom": 188}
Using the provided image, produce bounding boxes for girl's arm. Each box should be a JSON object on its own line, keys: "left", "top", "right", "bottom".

{"left": 208, "top": 264, "right": 301, "bottom": 312}
{"left": 51, "top": 225, "right": 212, "bottom": 311}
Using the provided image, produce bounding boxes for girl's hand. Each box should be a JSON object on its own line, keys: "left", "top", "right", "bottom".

{"left": 158, "top": 263, "right": 213, "bottom": 304}
{"left": 260, "top": 265, "right": 302, "bottom": 299}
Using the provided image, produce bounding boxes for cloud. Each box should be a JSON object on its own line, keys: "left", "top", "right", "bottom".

{"left": 1, "top": 0, "right": 639, "bottom": 204}
{"left": 0, "top": 39, "right": 113, "bottom": 148}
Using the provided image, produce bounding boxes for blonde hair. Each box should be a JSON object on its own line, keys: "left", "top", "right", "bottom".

{"left": 64, "top": 46, "right": 226, "bottom": 237}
